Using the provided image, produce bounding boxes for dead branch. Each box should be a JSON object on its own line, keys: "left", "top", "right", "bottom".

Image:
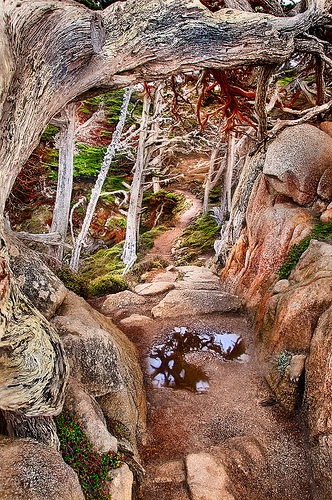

{"left": 269, "top": 98, "right": 332, "bottom": 135}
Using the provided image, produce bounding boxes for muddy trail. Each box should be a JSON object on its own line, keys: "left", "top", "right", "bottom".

{"left": 96, "top": 193, "right": 314, "bottom": 499}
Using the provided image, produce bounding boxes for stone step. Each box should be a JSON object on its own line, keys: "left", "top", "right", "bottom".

{"left": 151, "top": 290, "right": 241, "bottom": 319}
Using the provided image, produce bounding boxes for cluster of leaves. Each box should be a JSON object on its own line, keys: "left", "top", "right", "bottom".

{"left": 278, "top": 221, "right": 332, "bottom": 279}
{"left": 276, "top": 350, "right": 293, "bottom": 377}
{"left": 74, "top": 144, "right": 108, "bottom": 179}
{"left": 55, "top": 413, "right": 124, "bottom": 500}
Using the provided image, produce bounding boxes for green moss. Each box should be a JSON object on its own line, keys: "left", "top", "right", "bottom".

{"left": 138, "top": 226, "right": 168, "bottom": 255}
{"left": 89, "top": 274, "right": 128, "bottom": 297}
{"left": 80, "top": 244, "right": 125, "bottom": 281}
{"left": 180, "top": 214, "right": 220, "bottom": 251}
{"left": 278, "top": 221, "right": 332, "bottom": 279}
{"left": 54, "top": 267, "right": 90, "bottom": 298}
{"left": 131, "top": 257, "right": 169, "bottom": 277}
{"left": 55, "top": 413, "right": 124, "bottom": 500}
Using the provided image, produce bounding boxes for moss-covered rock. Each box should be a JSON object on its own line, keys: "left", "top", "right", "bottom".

{"left": 89, "top": 274, "right": 128, "bottom": 297}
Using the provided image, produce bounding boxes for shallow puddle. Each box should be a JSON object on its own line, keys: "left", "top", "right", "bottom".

{"left": 146, "top": 326, "right": 246, "bottom": 392}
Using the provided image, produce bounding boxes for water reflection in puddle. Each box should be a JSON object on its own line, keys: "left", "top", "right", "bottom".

{"left": 146, "top": 327, "right": 247, "bottom": 393}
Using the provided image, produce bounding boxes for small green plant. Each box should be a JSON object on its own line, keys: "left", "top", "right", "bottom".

{"left": 278, "top": 221, "right": 332, "bottom": 279}
{"left": 107, "top": 419, "right": 131, "bottom": 442}
{"left": 55, "top": 413, "right": 124, "bottom": 500}
{"left": 89, "top": 274, "right": 128, "bottom": 296}
{"left": 276, "top": 350, "right": 293, "bottom": 377}
{"left": 54, "top": 267, "right": 90, "bottom": 298}
{"left": 278, "top": 237, "right": 311, "bottom": 279}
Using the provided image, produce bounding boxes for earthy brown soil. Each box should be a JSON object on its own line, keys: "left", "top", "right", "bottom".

{"left": 98, "top": 195, "right": 315, "bottom": 499}
{"left": 120, "top": 313, "right": 313, "bottom": 500}
{"left": 146, "top": 190, "right": 202, "bottom": 261}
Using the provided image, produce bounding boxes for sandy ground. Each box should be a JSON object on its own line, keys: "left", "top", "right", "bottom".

{"left": 120, "top": 313, "right": 313, "bottom": 500}
{"left": 146, "top": 190, "right": 202, "bottom": 261}
{"left": 97, "top": 195, "right": 315, "bottom": 499}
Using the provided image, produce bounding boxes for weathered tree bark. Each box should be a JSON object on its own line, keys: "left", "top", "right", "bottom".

{"left": 1, "top": 0, "right": 330, "bottom": 215}
{"left": 0, "top": 237, "right": 69, "bottom": 415}
{"left": 202, "top": 139, "right": 225, "bottom": 215}
{"left": 122, "top": 93, "right": 152, "bottom": 273}
{"left": 0, "top": 0, "right": 331, "bottom": 418}
{"left": 48, "top": 103, "right": 76, "bottom": 262}
{"left": 3, "top": 411, "right": 60, "bottom": 450}
{"left": 214, "top": 148, "right": 266, "bottom": 266}
{"left": 255, "top": 64, "right": 278, "bottom": 142}
{"left": 219, "top": 132, "right": 236, "bottom": 224}
{"left": 69, "top": 87, "right": 132, "bottom": 271}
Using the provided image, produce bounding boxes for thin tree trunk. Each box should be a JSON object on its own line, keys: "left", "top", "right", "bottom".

{"left": 220, "top": 132, "right": 236, "bottom": 224}
{"left": 69, "top": 87, "right": 133, "bottom": 272}
{"left": 122, "top": 93, "right": 152, "bottom": 273}
{"left": 202, "top": 138, "right": 224, "bottom": 215}
{"left": 48, "top": 102, "right": 76, "bottom": 261}
{"left": 214, "top": 148, "right": 266, "bottom": 266}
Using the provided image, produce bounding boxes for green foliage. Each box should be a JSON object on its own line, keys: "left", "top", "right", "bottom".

{"left": 106, "top": 420, "right": 131, "bottom": 442}
{"left": 54, "top": 267, "right": 90, "bottom": 298}
{"left": 80, "top": 244, "right": 125, "bottom": 281}
{"left": 278, "top": 237, "right": 311, "bottom": 279}
{"left": 55, "top": 413, "right": 123, "bottom": 500}
{"left": 276, "top": 350, "right": 293, "bottom": 377}
{"left": 73, "top": 144, "right": 107, "bottom": 179}
{"left": 103, "top": 176, "right": 129, "bottom": 194}
{"left": 278, "top": 221, "right": 332, "bottom": 279}
{"left": 41, "top": 124, "right": 59, "bottom": 143}
{"left": 180, "top": 214, "right": 221, "bottom": 252}
{"left": 74, "top": 0, "right": 116, "bottom": 10}
{"left": 89, "top": 274, "right": 128, "bottom": 296}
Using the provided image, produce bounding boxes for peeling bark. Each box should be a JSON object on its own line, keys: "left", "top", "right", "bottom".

{"left": 122, "top": 93, "right": 152, "bottom": 273}
{"left": 48, "top": 103, "right": 76, "bottom": 262}
{"left": 0, "top": 0, "right": 330, "bottom": 214}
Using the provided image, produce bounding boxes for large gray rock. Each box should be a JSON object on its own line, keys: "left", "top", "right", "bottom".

{"left": 264, "top": 124, "right": 332, "bottom": 205}
{"left": 107, "top": 464, "right": 133, "bottom": 500}
{"left": 53, "top": 292, "right": 147, "bottom": 457}
{"left": 186, "top": 452, "right": 234, "bottom": 500}
{"left": 135, "top": 281, "right": 175, "bottom": 296}
{"left": 63, "top": 378, "right": 117, "bottom": 454}
{"left": 0, "top": 436, "right": 84, "bottom": 500}
{"left": 101, "top": 290, "right": 146, "bottom": 318}
{"left": 52, "top": 315, "right": 123, "bottom": 397}
{"left": 7, "top": 233, "right": 67, "bottom": 319}
{"left": 151, "top": 289, "right": 241, "bottom": 319}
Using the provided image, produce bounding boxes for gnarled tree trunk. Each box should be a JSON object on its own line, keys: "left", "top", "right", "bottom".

{"left": 0, "top": 0, "right": 330, "bottom": 416}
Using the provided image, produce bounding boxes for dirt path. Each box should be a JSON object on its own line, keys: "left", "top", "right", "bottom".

{"left": 112, "top": 266, "right": 314, "bottom": 500}
{"left": 147, "top": 190, "right": 202, "bottom": 260}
